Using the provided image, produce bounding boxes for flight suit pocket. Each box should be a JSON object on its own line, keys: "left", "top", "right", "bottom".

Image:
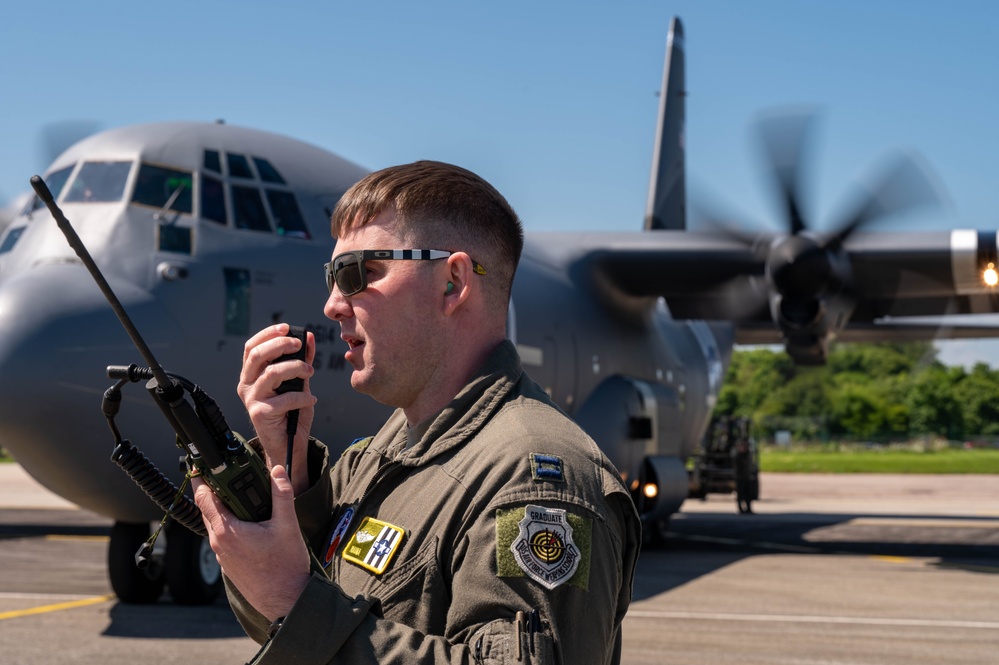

{"left": 374, "top": 535, "right": 447, "bottom": 635}
{"left": 470, "top": 617, "right": 556, "bottom": 664}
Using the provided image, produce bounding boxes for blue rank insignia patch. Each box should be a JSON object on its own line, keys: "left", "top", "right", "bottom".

{"left": 510, "top": 505, "right": 581, "bottom": 590}
{"left": 342, "top": 516, "right": 405, "bottom": 575}
{"left": 530, "top": 453, "right": 565, "bottom": 482}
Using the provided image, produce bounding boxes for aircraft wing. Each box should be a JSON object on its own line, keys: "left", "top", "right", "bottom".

{"left": 529, "top": 228, "right": 999, "bottom": 354}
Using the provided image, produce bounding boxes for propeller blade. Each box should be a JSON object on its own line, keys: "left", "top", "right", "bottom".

{"left": 711, "top": 273, "right": 771, "bottom": 322}
{"left": 827, "top": 150, "right": 947, "bottom": 250}
{"left": 38, "top": 120, "right": 103, "bottom": 167}
{"left": 688, "top": 192, "right": 766, "bottom": 249}
{"left": 755, "top": 107, "right": 820, "bottom": 236}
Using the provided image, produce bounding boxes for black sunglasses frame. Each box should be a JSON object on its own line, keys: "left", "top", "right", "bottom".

{"left": 324, "top": 249, "right": 485, "bottom": 296}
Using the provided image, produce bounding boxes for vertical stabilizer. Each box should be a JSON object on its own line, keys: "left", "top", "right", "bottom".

{"left": 644, "top": 16, "right": 686, "bottom": 231}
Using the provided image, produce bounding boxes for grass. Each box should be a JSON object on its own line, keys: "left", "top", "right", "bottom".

{"left": 4, "top": 445, "right": 998, "bottom": 472}
{"left": 760, "top": 444, "right": 999, "bottom": 474}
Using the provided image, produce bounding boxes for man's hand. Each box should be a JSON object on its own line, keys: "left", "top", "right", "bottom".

{"left": 194, "top": 465, "right": 311, "bottom": 622}
{"left": 238, "top": 324, "right": 317, "bottom": 495}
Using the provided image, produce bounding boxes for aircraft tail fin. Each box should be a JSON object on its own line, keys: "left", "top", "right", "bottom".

{"left": 644, "top": 16, "right": 686, "bottom": 231}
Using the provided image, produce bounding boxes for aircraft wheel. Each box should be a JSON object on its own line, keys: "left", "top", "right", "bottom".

{"left": 166, "top": 525, "right": 222, "bottom": 605}
{"left": 108, "top": 522, "right": 165, "bottom": 604}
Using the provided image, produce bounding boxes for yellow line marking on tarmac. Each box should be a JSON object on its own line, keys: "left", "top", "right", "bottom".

{"left": 869, "top": 555, "right": 918, "bottom": 565}
{"left": 44, "top": 534, "right": 109, "bottom": 542}
{"left": 0, "top": 594, "right": 115, "bottom": 621}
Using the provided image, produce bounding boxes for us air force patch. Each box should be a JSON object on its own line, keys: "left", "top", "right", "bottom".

{"left": 342, "top": 516, "right": 405, "bottom": 575}
{"left": 322, "top": 507, "right": 355, "bottom": 569}
{"left": 510, "top": 505, "right": 581, "bottom": 590}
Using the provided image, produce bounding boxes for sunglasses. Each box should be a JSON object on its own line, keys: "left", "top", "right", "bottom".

{"left": 324, "top": 249, "right": 486, "bottom": 296}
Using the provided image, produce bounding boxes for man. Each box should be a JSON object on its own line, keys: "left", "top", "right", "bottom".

{"left": 195, "top": 161, "right": 641, "bottom": 664}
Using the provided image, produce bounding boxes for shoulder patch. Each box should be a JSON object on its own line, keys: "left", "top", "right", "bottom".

{"left": 342, "top": 516, "right": 405, "bottom": 575}
{"left": 322, "top": 506, "right": 356, "bottom": 569}
{"left": 496, "top": 505, "right": 591, "bottom": 591}
{"left": 342, "top": 436, "right": 373, "bottom": 457}
{"left": 530, "top": 453, "right": 565, "bottom": 482}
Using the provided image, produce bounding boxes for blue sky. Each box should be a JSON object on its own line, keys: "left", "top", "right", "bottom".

{"left": 1, "top": 1, "right": 997, "bottom": 365}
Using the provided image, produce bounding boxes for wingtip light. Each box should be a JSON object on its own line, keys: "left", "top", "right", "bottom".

{"left": 983, "top": 263, "right": 998, "bottom": 287}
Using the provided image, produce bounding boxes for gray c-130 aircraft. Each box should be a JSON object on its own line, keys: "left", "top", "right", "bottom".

{"left": 2, "top": 16, "right": 999, "bottom": 605}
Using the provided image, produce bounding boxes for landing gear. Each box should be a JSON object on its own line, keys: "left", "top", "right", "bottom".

{"left": 108, "top": 521, "right": 221, "bottom": 605}
{"left": 166, "top": 523, "right": 222, "bottom": 605}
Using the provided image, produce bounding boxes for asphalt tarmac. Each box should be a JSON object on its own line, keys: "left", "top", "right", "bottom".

{"left": 1, "top": 465, "right": 997, "bottom": 665}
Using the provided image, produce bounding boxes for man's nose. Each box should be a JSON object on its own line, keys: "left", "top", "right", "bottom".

{"left": 324, "top": 287, "right": 353, "bottom": 321}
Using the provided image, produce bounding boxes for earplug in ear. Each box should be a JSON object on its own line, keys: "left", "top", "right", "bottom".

{"left": 446, "top": 282, "right": 455, "bottom": 294}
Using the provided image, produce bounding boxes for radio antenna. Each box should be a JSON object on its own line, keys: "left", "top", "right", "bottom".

{"left": 30, "top": 175, "right": 172, "bottom": 388}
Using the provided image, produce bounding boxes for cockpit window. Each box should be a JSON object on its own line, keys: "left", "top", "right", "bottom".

{"left": 266, "top": 190, "right": 310, "bottom": 239}
{"left": 28, "top": 164, "right": 75, "bottom": 213}
{"left": 0, "top": 227, "right": 26, "bottom": 254}
{"left": 132, "top": 164, "right": 193, "bottom": 214}
{"left": 226, "top": 153, "right": 253, "bottom": 179}
{"left": 204, "top": 150, "right": 221, "bottom": 173}
{"left": 201, "top": 175, "right": 227, "bottom": 225}
{"left": 253, "top": 157, "right": 286, "bottom": 184}
{"left": 231, "top": 185, "right": 271, "bottom": 232}
{"left": 64, "top": 161, "right": 131, "bottom": 203}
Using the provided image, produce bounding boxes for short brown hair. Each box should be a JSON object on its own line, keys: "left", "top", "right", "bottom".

{"left": 331, "top": 161, "right": 524, "bottom": 307}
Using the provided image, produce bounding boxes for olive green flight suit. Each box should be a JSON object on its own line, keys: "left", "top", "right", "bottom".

{"left": 228, "top": 341, "right": 641, "bottom": 664}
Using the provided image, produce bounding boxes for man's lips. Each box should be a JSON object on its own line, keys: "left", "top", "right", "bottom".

{"left": 342, "top": 334, "right": 364, "bottom": 360}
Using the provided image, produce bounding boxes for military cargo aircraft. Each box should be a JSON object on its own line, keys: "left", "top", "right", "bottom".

{"left": 1, "top": 16, "right": 997, "bottom": 605}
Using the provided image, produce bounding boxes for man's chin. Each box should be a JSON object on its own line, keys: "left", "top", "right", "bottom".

{"left": 349, "top": 373, "right": 399, "bottom": 408}
{"left": 350, "top": 372, "right": 376, "bottom": 397}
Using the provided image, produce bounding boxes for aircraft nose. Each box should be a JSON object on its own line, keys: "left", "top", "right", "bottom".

{"left": 0, "top": 262, "right": 186, "bottom": 521}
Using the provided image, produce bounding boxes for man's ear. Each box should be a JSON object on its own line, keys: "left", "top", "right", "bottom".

{"left": 443, "top": 253, "right": 474, "bottom": 316}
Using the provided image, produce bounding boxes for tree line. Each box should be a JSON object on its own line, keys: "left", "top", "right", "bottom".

{"left": 714, "top": 342, "right": 999, "bottom": 442}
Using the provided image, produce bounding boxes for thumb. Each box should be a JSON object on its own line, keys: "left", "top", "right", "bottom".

{"left": 269, "top": 464, "right": 297, "bottom": 520}
{"left": 193, "top": 478, "right": 225, "bottom": 532}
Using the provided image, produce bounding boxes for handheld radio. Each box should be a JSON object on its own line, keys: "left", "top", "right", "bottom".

{"left": 30, "top": 174, "right": 275, "bottom": 536}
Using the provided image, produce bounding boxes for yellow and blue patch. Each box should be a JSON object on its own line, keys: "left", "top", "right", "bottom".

{"left": 342, "top": 516, "right": 406, "bottom": 575}
{"left": 341, "top": 436, "right": 373, "bottom": 457}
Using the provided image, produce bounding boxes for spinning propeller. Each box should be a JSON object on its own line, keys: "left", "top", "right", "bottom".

{"left": 712, "top": 109, "right": 945, "bottom": 364}
{"left": 1, "top": 121, "right": 103, "bottom": 229}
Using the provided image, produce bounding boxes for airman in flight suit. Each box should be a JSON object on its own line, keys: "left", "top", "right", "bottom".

{"left": 195, "top": 161, "right": 641, "bottom": 664}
